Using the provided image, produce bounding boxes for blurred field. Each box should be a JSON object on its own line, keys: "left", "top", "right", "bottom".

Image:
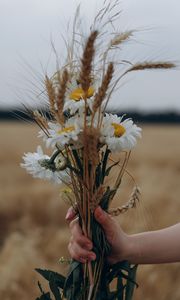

{"left": 0, "top": 121, "right": 180, "bottom": 300}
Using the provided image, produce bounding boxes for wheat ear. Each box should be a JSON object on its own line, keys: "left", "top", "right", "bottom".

{"left": 56, "top": 68, "right": 69, "bottom": 124}
{"left": 93, "top": 62, "right": 114, "bottom": 113}
{"left": 45, "top": 75, "right": 57, "bottom": 117}
{"left": 110, "top": 30, "right": 134, "bottom": 47}
{"left": 129, "top": 61, "right": 175, "bottom": 72}
{"left": 79, "top": 30, "right": 98, "bottom": 93}
{"left": 108, "top": 186, "right": 141, "bottom": 216}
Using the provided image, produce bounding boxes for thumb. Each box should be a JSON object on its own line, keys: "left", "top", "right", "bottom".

{"left": 94, "top": 206, "right": 114, "bottom": 235}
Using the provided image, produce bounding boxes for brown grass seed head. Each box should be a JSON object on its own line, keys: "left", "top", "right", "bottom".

{"left": 56, "top": 68, "right": 69, "bottom": 124}
{"left": 79, "top": 30, "right": 99, "bottom": 93}
{"left": 130, "top": 61, "right": 175, "bottom": 72}
{"left": 110, "top": 30, "right": 134, "bottom": 47}
{"left": 93, "top": 62, "right": 114, "bottom": 112}
{"left": 85, "top": 127, "right": 100, "bottom": 165}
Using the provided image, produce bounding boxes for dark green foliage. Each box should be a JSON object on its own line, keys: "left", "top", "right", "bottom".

{"left": 35, "top": 246, "right": 138, "bottom": 300}
{"left": 36, "top": 292, "right": 52, "bottom": 300}
{"left": 36, "top": 281, "right": 53, "bottom": 300}
{"left": 91, "top": 214, "right": 111, "bottom": 256}
{"left": 101, "top": 148, "right": 111, "bottom": 183}
{"left": 100, "top": 186, "right": 116, "bottom": 211}
{"left": 35, "top": 269, "right": 65, "bottom": 289}
{"left": 94, "top": 262, "right": 138, "bottom": 300}
{"left": 125, "top": 265, "right": 138, "bottom": 300}
{"left": 72, "top": 149, "right": 83, "bottom": 176}
{"left": 63, "top": 260, "right": 84, "bottom": 300}
{"left": 35, "top": 270, "right": 66, "bottom": 300}
{"left": 105, "top": 160, "right": 119, "bottom": 177}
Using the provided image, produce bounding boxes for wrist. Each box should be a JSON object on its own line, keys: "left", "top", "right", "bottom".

{"left": 121, "top": 234, "right": 139, "bottom": 264}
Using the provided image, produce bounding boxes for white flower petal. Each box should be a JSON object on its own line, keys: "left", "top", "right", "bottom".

{"left": 101, "top": 114, "right": 142, "bottom": 152}
{"left": 21, "top": 146, "right": 70, "bottom": 184}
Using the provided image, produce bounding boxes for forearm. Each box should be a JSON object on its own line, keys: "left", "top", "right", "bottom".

{"left": 126, "top": 223, "right": 180, "bottom": 264}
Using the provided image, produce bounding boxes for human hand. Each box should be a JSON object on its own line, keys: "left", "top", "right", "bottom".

{"left": 66, "top": 206, "right": 130, "bottom": 264}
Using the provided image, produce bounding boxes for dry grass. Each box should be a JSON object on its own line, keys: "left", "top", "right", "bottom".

{"left": 0, "top": 122, "right": 180, "bottom": 300}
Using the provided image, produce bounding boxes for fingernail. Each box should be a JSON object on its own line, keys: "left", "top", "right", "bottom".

{"left": 65, "top": 209, "right": 74, "bottom": 220}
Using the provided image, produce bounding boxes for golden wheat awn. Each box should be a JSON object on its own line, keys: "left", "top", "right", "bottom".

{"left": 45, "top": 75, "right": 57, "bottom": 117}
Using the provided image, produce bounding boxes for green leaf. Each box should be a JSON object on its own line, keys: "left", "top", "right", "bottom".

{"left": 100, "top": 186, "right": 116, "bottom": 210}
{"left": 35, "top": 269, "right": 65, "bottom": 289}
{"left": 91, "top": 215, "right": 111, "bottom": 256}
{"left": 36, "top": 292, "right": 52, "bottom": 300}
{"left": 63, "top": 260, "right": 84, "bottom": 300}
{"left": 108, "top": 287, "right": 124, "bottom": 300}
{"left": 95, "top": 162, "right": 102, "bottom": 188}
{"left": 125, "top": 265, "right": 138, "bottom": 300}
{"left": 49, "top": 274, "right": 62, "bottom": 300}
{"left": 105, "top": 160, "right": 119, "bottom": 177}
{"left": 108, "top": 261, "right": 131, "bottom": 283}
{"left": 117, "top": 275, "right": 124, "bottom": 300}
{"left": 101, "top": 148, "right": 111, "bottom": 183}
{"left": 72, "top": 149, "right": 83, "bottom": 176}
{"left": 36, "top": 281, "right": 52, "bottom": 300}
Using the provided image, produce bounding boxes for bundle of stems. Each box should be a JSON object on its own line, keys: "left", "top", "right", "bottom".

{"left": 21, "top": 2, "right": 175, "bottom": 299}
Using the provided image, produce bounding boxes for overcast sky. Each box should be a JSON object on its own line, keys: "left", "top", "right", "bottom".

{"left": 0, "top": 0, "right": 180, "bottom": 112}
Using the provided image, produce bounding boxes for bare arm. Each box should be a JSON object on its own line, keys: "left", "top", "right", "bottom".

{"left": 67, "top": 206, "right": 180, "bottom": 265}
{"left": 127, "top": 223, "right": 180, "bottom": 264}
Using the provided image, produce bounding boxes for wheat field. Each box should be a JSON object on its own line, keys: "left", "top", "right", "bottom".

{"left": 0, "top": 121, "right": 180, "bottom": 300}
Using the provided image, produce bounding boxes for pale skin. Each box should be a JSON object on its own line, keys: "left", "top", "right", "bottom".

{"left": 66, "top": 206, "right": 180, "bottom": 265}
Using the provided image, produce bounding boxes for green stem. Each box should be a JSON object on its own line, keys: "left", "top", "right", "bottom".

{"left": 49, "top": 149, "right": 61, "bottom": 164}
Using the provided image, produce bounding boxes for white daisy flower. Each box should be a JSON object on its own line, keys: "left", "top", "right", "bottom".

{"left": 64, "top": 73, "right": 96, "bottom": 114}
{"left": 63, "top": 97, "right": 94, "bottom": 115}
{"left": 21, "top": 146, "right": 70, "bottom": 184}
{"left": 39, "top": 117, "right": 81, "bottom": 148}
{"left": 51, "top": 70, "right": 100, "bottom": 115}
{"left": 101, "top": 114, "right": 142, "bottom": 152}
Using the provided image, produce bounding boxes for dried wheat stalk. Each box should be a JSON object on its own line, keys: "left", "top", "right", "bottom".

{"left": 108, "top": 186, "right": 141, "bottom": 216}
{"left": 90, "top": 186, "right": 105, "bottom": 211}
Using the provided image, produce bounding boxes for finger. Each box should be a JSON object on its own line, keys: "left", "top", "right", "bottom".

{"left": 65, "top": 206, "right": 77, "bottom": 221}
{"left": 94, "top": 206, "right": 113, "bottom": 234}
{"left": 68, "top": 241, "right": 96, "bottom": 262}
{"left": 68, "top": 243, "right": 86, "bottom": 263}
{"left": 70, "top": 219, "right": 93, "bottom": 250}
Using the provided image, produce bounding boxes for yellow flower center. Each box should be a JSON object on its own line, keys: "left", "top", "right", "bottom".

{"left": 69, "top": 86, "right": 94, "bottom": 101}
{"left": 60, "top": 187, "right": 72, "bottom": 194}
{"left": 111, "top": 123, "right": 126, "bottom": 137}
{"left": 57, "top": 126, "right": 75, "bottom": 135}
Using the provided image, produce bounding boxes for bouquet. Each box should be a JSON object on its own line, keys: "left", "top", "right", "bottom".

{"left": 21, "top": 2, "right": 175, "bottom": 299}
